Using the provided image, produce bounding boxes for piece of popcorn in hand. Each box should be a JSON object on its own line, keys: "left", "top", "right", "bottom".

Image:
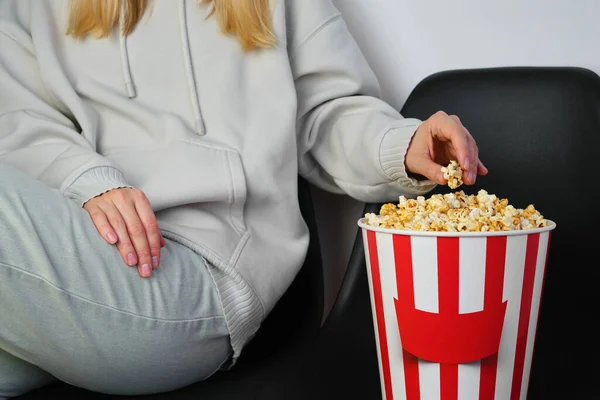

{"left": 441, "top": 160, "right": 463, "bottom": 189}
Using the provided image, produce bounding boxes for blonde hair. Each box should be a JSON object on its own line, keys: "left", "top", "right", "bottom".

{"left": 66, "top": 0, "right": 275, "bottom": 51}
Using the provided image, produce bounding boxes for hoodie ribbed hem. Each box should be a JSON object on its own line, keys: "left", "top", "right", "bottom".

{"left": 379, "top": 123, "right": 438, "bottom": 194}
{"left": 62, "top": 166, "right": 132, "bottom": 206}
{"left": 207, "top": 264, "right": 264, "bottom": 364}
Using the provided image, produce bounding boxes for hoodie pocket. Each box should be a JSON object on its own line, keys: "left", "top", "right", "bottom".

{"left": 105, "top": 140, "right": 248, "bottom": 262}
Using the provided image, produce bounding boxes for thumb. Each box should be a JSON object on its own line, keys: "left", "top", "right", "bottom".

{"left": 409, "top": 156, "right": 446, "bottom": 185}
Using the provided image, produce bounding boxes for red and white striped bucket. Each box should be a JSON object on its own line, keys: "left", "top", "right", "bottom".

{"left": 357, "top": 218, "right": 556, "bottom": 400}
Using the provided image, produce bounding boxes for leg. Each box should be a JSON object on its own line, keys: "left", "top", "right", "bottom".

{"left": 0, "top": 165, "right": 231, "bottom": 396}
{"left": 0, "top": 349, "right": 55, "bottom": 399}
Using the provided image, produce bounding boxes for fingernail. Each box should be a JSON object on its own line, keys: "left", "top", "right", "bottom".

{"left": 127, "top": 252, "right": 137, "bottom": 265}
{"left": 141, "top": 264, "right": 152, "bottom": 277}
{"left": 470, "top": 171, "right": 477, "bottom": 182}
{"left": 152, "top": 256, "right": 158, "bottom": 269}
{"left": 463, "top": 157, "right": 470, "bottom": 171}
{"left": 107, "top": 232, "right": 117, "bottom": 243}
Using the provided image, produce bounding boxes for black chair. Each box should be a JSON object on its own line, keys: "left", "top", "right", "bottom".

{"left": 19, "top": 67, "right": 600, "bottom": 399}
{"left": 259, "top": 66, "right": 600, "bottom": 399}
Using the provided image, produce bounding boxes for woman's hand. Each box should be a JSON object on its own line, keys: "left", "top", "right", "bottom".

{"left": 83, "top": 188, "right": 165, "bottom": 278}
{"left": 405, "top": 111, "right": 488, "bottom": 185}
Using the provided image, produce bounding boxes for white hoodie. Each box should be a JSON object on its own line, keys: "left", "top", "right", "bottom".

{"left": 0, "top": 0, "right": 436, "bottom": 360}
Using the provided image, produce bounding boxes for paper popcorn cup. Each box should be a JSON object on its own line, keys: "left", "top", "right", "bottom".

{"left": 357, "top": 219, "right": 556, "bottom": 400}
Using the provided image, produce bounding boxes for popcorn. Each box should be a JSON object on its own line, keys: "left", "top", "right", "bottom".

{"left": 364, "top": 189, "right": 548, "bottom": 232}
{"left": 441, "top": 160, "right": 463, "bottom": 189}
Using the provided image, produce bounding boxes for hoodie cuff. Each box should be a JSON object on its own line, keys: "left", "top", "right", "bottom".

{"left": 63, "top": 166, "right": 132, "bottom": 206}
{"left": 379, "top": 120, "right": 438, "bottom": 195}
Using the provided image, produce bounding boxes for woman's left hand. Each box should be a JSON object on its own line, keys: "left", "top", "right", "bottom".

{"left": 405, "top": 111, "right": 488, "bottom": 185}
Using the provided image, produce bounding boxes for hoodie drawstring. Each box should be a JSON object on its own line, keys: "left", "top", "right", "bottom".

{"left": 117, "top": 0, "right": 207, "bottom": 135}
{"left": 119, "top": 0, "right": 136, "bottom": 98}
{"left": 179, "top": 0, "right": 207, "bottom": 135}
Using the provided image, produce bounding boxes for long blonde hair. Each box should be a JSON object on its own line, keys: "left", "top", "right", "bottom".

{"left": 66, "top": 0, "right": 275, "bottom": 51}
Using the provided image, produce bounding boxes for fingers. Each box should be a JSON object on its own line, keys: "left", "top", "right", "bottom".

{"left": 113, "top": 195, "right": 153, "bottom": 278}
{"left": 85, "top": 203, "right": 118, "bottom": 245}
{"left": 434, "top": 112, "right": 482, "bottom": 184}
{"left": 133, "top": 190, "right": 162, "bottom": 270}
{"left": 432, "top": 112, "right": 470, "bottom": 170}
{"left": 97, "top": 201, "right": 139, "bottom": 269}
{"left": 420, "top": 158, "right": 447, "bottom": 185}
{"left": 404, "top": 111, "right": 488, "bottom": 187}
{"left": 84, "top": 188, "right": 162, "bottom": 278}
{"left": 463, "top": 135, "right": 479, "bottom": 185}
{"left": 477, "top": 159, "right": 488, "bottom": 176}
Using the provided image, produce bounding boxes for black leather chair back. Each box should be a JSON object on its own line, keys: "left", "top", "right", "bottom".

{"left": 399, "top": 67, "right": 599, "bottom": 398}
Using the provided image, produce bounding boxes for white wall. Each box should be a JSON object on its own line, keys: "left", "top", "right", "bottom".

{"left": 318, "top": 0, "right": 600, "bottom": 316}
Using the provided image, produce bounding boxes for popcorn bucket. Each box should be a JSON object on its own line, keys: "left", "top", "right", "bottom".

{"left": 357, "top": 219, "right": 556, "bottom": 400}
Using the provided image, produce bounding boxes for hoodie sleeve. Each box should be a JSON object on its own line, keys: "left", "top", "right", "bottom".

{"left": 287, "top": 0, "right": 437, "bottom": 202}
{"left": 0, "top": 2, "right": 130, "bottom": 206}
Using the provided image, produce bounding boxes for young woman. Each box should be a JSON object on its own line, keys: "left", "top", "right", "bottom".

{"left": 0, "top": 0, "right": 487, "bottom": 397}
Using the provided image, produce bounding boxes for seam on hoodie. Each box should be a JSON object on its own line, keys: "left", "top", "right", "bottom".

{"left": 301, "top": 108, "right": 400, "bottom": 181}
{"left": 161, "top": 229, "right": 228, "bottom": 267}
{"left": 300, "top": 103, "right": 376, "bottom": 149}
{"left": 36, "top": 145, "right": 71, "bottom": 178}
{"left": 301, "top": 162, "right": 319, "bottom": 179}
{"left": 0, "top": 109, "right": 72, "bottom": 128}
{"left": 271, "top": 0, "right": 287, "bottom": 49}
{"left": 224, "top": 153, "right": 234, "bottom": 205}
{"left": 60, "top": 165, "right": 127, "bottom": 196}
{"left": 0, "top": 29, "right": 34, "bottom": 55}
{"left": 302, "top": 123, "right": 426, "bottom": 192}
{"left": 225, "top": 152, "right": 246, "bottom": 235}
{"left": 290, "top": 13, "right": 343, "bottom": 56}
{"left": 229, "top": 231, "right": 250, "bottom": 268}
{"left": 301, "top": 158, "right": 393, "bottom": 191}
{"left": 180, "top": 138, "right": 237, "bottom": 154}
{"left": 302, "top": 162, "right": 431, "bottom": 199}
{"left": 0, "top": 132, "right": 69, "bottom": 169}
{"left": 0, "top": 31, "right": 69, "bottom": 115}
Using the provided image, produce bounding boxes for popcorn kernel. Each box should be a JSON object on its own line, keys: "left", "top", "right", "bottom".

{"left": 364, "top": 189, "right": 547, "bottom": 233}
